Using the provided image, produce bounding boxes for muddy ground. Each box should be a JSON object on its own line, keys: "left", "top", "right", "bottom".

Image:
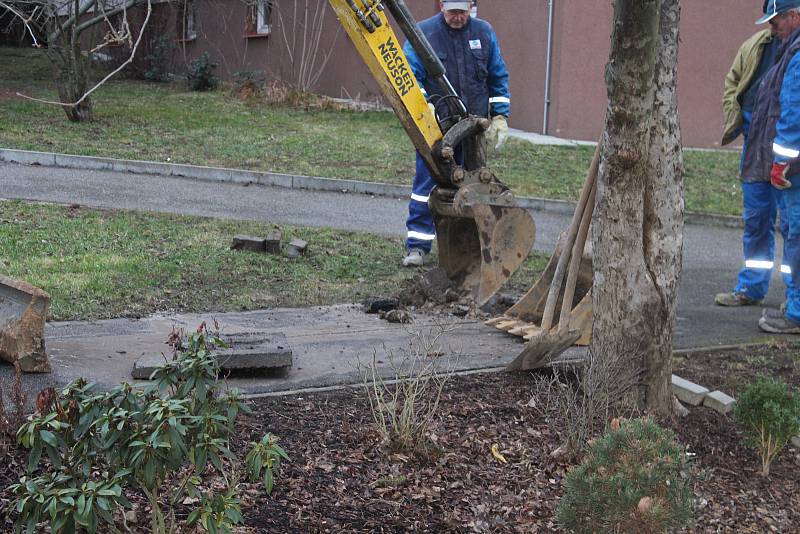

{"left": 2, "top": 341, "right": 799, "bottom": 533}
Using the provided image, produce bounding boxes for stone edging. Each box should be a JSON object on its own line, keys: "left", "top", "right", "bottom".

{"left": 671, "top": 374, "right": 736, "bottom": 414}
{"left": 0, "top": 147, "right": 743, "bottom": 228}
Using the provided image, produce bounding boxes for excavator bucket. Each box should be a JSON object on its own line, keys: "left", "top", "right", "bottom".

{"left": 430, "top": 186, "right": 536, "bottom": 307}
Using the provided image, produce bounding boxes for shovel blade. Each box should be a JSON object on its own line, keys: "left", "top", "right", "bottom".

{"left": 506, "top": 328, "right": 582, "bottom": 371}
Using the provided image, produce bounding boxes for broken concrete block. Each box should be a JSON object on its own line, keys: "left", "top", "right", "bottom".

{"left": 231, "top": 235, "right": 266, "bottom": 252}
{"left": 0, "top": 275, "right": 51, "bottom": 373}
{"left": 363, "top": 296, "right": 399, "bottom": 314}
{"left": 703, "top": 390, "right": 736, "bottom": 415}
{"left": 791, "top": 435, "right": 800, "bottom": 449}
{"left": 132, "top": 331, "right": 292, "bottom": 379}
{"left": 285, "top": 238, "right": 308, "bottom": 258}
{"left": 671, "top": 375, "right": 709, "bottom": 406}
{"left": 265, "top": 231, "right": 282, "bottom": 254}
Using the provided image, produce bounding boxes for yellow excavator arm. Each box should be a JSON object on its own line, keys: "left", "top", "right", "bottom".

{"left": 328, "top": 0, "right": 443, "bottom": 176}
{"left": 328, "top": 0, "right": 536, "bottom": 306}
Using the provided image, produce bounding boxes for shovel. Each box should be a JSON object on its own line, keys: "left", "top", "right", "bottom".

{"left": 504, "top": 144, "right": 599, "bottom": 371}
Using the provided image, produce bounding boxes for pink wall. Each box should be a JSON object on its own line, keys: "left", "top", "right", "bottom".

{"left": 544, "top": 0, "right": 767, "bottom": 147}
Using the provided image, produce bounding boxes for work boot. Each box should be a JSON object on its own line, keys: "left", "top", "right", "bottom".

{"left": 402, "top": 248, "right": 426, "bottom": 267}
{"left": 758, "top": 313, "right": 800, "bottom": 334}
{"left": 761, "top": 307, "right": 784, "bottom": 320}
{"left": 714, "top": 291, "right": 761, "bottom": 307}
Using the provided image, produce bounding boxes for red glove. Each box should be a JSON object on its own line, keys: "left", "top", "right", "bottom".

{"left": 770, "top": 162, "right": 791, "bottom": 190}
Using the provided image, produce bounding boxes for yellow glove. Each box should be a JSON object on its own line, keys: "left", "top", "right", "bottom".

{"left": 487, "top": 115, "right": 509, "bottom": 150}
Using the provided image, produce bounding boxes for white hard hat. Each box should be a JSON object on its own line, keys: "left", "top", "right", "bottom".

{"left": 442, "top": 1, "right": 472, "bottom": 11}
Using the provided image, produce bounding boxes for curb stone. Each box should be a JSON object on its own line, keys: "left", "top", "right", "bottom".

{"left": 672, "top": 374, "right": 737, "bottom": 415}
{"left": 0, "top": 147, "right": 743, "bottom": 228}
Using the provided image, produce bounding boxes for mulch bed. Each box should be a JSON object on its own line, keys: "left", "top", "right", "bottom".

{"left": 2, "top": 346, "right": 799, "bottom": 532}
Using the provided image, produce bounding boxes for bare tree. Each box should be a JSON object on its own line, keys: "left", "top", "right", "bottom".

{"left": 3, "top": 0, "right": 153, "bottom": 121}
{"left": 591, "top": 0, "right": 684, "bottom": 416}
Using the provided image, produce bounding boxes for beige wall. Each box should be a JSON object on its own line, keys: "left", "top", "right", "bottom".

{"left": 167, "top": 0, "right": 770, "bottom": 149}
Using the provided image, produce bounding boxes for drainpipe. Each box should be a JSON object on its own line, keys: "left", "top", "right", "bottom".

{"left": 542, "top": 0, "right": 555, "bottom": 135}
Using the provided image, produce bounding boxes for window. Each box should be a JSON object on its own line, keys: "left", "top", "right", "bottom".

{"left": 256, "top": 0, "right": 272, "bottom": 34}
{"left": 246, "top": 0, "right": 273, "bottom": 37}
{"left": 179, "top": 0, "right": 197, "bottom": 41}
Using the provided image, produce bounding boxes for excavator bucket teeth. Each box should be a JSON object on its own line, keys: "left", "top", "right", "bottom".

{"left": 434, "top": 202, "right": 536, "bottom": 307}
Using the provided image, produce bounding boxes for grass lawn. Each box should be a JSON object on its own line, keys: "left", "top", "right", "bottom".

{"left": 0, "top": 47, "right": 743, "bottom": 216}
{"left": 0, "top": 200, "right": 548, "bottom": 321}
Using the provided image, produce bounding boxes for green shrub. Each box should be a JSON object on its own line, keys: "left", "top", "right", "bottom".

{"left": 187, "top": 52, "right": 219, "bottom": 91}
{"left": 557, "top": 417, "right": 693, "bottom": 534}
{"left": 5, "top": 324, "right": 286, "bottom": 534}
{"left": 734, "top": 376, "right": 800, "bottom": 476}
{"left": 144, "top": 36, "right": 176, "bottom": 82}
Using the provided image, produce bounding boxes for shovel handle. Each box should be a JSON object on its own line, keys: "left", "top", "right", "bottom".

{"left": 540, "top": 143, "right": 601, "bottom": 331}
{"left": 558, "top": 174, "right": 596, "bottom": 332}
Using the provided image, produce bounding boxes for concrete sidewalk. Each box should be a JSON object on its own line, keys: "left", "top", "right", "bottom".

{"left": 0, "top": 156, "right": 785, "bottom": 401}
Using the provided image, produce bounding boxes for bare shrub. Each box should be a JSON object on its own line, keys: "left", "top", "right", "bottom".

{"left": 532, "top": 347, "right": 641, "bottom": 457}
{"left": 360, "top": 324, "right": 458, "bottom": 455}
{"left": 274, "top": 0, "right": 337, "bottom": 93}
{"left": 264, "top": 78, "right": 344, "bottom": 110}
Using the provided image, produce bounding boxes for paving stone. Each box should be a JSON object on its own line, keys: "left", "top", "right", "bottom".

{"left": 132, "top": 332, "right": 291, "bottom": 379}
{"left": 671, "top": 374, "right": 709, "bottom": 406}
{"left": 231, "top": 235, "right": 266, "bottom": 252}
{"left": 285, "top": 238, "right": 308, "bottom": 258}
{"left": 265, "top": 231, "right": 282, "bottom": 254}
{"left": 0, "top": 276, "right": 51, "bottom": 373}
{"left": 703, "top": 390, "right": 736, "bottom": 414}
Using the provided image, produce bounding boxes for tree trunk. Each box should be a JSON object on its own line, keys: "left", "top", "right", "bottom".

{"left": 53, "top": 41, "right": 94, "bottom": 122}
{"left": 591, "top": 0, "right": 684, "bottom": 416}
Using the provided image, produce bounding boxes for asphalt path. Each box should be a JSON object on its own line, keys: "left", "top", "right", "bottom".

{"left": 0, "top": 160, "right": 787, "bottom": 349}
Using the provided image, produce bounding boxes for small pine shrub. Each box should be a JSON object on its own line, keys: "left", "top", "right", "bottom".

{"left": 557, "top": 417, "right": 693, "bottom": 534}
{"left": 187, "top": 52, "right": 219, "bottom": 91}
{"left": 734, "top": 376, "right": 800, "bottom": 476}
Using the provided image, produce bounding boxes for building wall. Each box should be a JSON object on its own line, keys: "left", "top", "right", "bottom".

{"left": 169, "top": 0, "right": 770, "bottom": 149}
{"left": 545, "top": 0, "right": 766, "bottom": 148}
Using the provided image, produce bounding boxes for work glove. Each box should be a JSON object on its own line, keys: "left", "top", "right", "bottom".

{"left": 486, "top": 115, "right": 509, "bottom": 150}
{"left": 770, "top": 161, "right": 792, "bottom": 190}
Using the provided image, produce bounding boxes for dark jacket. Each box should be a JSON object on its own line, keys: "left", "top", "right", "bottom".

{"left": 722, "top": 30, "right": 774, "bottom": 145}
{"left": 741, "top": 27, "right": 800, "bottom": 182}
{"left": 402, "top": 13, "right": 510, "bottom": 120}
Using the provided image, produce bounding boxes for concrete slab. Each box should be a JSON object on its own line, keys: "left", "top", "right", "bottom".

{"left": 703, "top": 390, "right": 736, "bottom": 414}
{"left": 131, "top": 332, "right": 292, "bottom": 379}
{"left": 1, "top": 305, "right": 585, "bottom": 406}
{"left": 671, "top": 375, "right": 709, "bottom": 406}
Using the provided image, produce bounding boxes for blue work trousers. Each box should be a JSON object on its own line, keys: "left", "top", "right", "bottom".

{"left": 779, "top": 177, "right": 800, "bottom": 323}
{"left": 405, "top": 153, "right": 437, "bottom": 253}
{"left": 405, "top": 149, "right": 463, "bottom": 253}
{"left": 734, "top": 181, "right": 792, "bottom": 300}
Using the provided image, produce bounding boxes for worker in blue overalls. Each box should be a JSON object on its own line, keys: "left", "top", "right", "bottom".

{"left": 401, "top": 0, "right": 511, "bottom": 267}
